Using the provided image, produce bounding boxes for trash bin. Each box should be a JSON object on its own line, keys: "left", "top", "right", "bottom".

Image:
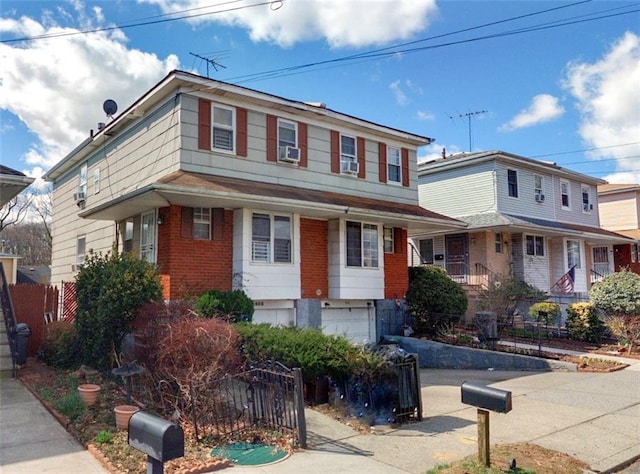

{"left": 12, "top": 323, "right": 31, "bottom": 365}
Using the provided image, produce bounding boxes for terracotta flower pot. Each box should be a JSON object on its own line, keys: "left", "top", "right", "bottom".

{"left": 114, "top": 405, "right": 139, "bottom": 430}
{"left": 77, "top": 384, "right": 101, "bottom": 406}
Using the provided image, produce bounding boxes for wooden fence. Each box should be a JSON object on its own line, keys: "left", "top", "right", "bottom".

{"left": 8, "top": 284, "right": 58, "bottom": 357}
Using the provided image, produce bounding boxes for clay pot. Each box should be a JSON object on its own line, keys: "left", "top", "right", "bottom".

{"left": 114, "top": 405, "right": 139, "bottom": 430}
{"left": 77, "top": 384, "right": 101, "bottom": 406}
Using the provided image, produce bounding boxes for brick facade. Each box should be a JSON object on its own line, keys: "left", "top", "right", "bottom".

{"left": 384, "top": 228, "right": 409, "bottom": 299}
{"left": 300, "top": 218, "right": 329, "bottom": 299}
{"left": 157, "top": 205, "right": 233, "bottom": 300}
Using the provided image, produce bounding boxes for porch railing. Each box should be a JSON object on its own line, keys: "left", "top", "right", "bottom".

{"left": 0, "top": 263, "right": 18, "bottom": 375}
{"left": 590, "top": 265, "right": 612, "bottom": 284}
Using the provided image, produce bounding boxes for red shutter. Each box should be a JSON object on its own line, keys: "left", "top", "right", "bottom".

{"left": 378, "top": 142, "right": 387, "bottom": 183}
{"left": 330, "top": 130, "right": 340, "bottom": 174}
{"left": 236, "top": 107, "right": 248, "bottom": 157}
{"left": 198, "top": 99, "right": 211, "bottom": 150}
{"left": 266, "top": 115, "right": 277, "bottom": 162}
{"left": 298, "top": 122, "right": 308, "bottom": 168}
{"left": 212, "top": 208, "right": 224, "bottom": 240}
{"left": 401, "top": 147, "right": 409, "bottom": 187}
{"left": 357, "top": 137, "right": 365, "bottom": 179}
{"left": 181, "top": 207, "right": 193, "bottom": 238}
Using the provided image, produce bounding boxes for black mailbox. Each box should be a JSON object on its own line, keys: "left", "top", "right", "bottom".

{"left": 461, "top": 381, "right": 512, "bottom": 413}
{"left": 128, "top": 412, "right": 184, "bottom": 462}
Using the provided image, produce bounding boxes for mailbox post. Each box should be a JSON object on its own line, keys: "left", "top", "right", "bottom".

{"left": 461, "top": 381, "right": 512, "bottom": 467}
{"left": 128, "top": 411, "right": 184, "bottom": 474}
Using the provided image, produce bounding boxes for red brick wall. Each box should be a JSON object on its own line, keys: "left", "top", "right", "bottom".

{"left": 300, "top": 218, "right": 328, "bottom": 299}
{"left": 384, "top": 228, "right": 409, "bottom": 299}
{"left": 157, "top": 205, "right": 233, "bottom": 300}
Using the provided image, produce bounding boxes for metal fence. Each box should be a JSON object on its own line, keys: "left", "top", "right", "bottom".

{"left": 190, "top": 361, "right": 306, "bottom": 447}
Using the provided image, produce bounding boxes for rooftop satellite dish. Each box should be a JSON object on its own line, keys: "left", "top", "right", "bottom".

{"left": 103, "top": 99, "right": 118, "bottom": 117}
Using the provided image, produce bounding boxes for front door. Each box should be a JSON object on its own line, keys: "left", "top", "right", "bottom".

{"left": 592, "top": 246, "right": 610, "bottom": 282}
{"left": 445, "top": 234, "right": 468, "bottom": 282}
{"left": 140, "top": 211, "right": 157, "bottom": 263}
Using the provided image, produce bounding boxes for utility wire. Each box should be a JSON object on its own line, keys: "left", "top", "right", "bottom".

{"left": 531, "top": 142, "right": 640, "bottom": 158}
{"left": 0, "top": 0, "right": 280, "bottom": 44}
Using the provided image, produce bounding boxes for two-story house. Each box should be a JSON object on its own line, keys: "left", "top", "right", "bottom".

{"left": 598, "top": 183, "right": 640, "bottom": 274}
{"left": 412, "top": 151, "right": 631, "bottom": 313}
{"left": 44, "top": 70, "right": 464, "bottom": 343}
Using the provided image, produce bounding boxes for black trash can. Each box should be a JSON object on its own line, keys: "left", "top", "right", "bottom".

{"left": 12, "top": 323, "right": 31, "bottom": 365}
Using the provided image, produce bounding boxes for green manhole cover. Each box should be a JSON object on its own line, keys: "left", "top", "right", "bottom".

{"left": 211, "top": 441, "right": 288, "bottom": 466}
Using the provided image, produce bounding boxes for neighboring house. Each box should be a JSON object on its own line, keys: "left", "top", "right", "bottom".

{"left": 598, "top": 183, "right": 640, "bottom": 274}
{"left": 0, "top": 165, "right": 34, "bottom": 207}
{"left": 44, "top": 70, "right": 463, "bottom": 343}
{"left": 412, "top": 151, "right": 631, "bottom": 310}
{"left": 17, "top": 266, "right": 51, "bottom": 285}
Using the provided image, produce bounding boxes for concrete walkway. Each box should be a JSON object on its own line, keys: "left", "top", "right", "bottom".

{"left": 1, "top": 352, "right": 639, "bottom": 474}
{"left": 0, "top": 371, "right": 107, "bottom": 473}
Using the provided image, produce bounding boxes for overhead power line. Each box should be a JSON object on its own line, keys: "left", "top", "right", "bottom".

{"left": 530, "top": 142, "right": 640, "bottom": 159}
{"left": 0, "top": 0, "right": 281, "bottom": 44}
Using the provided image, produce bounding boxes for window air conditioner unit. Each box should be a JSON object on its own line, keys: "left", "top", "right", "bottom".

{"left": 73, "top": 191, "right": 86, "bottom": 203}
{"left": 535, "top": 194, "right": 545, "bottom": 203}
{"left": 279, "top": 146, "right": 300, "bottom": 163}
{"left": 343, "top": 161, "right": 359, "bottom": 175}
{"left": 583, "top": 203, "right": 593, "bottom": 211}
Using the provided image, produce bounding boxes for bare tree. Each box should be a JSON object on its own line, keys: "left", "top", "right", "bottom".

{"left": 0, "top": 194, "right": 31, "bottom": 233}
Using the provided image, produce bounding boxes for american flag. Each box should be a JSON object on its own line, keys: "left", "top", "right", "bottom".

{"left": 554, "top": 266, "right": 575, "bottom": 293}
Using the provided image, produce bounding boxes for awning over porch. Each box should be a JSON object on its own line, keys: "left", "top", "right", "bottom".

{"left": 79, "top": 170, "right": 467, "bottom": 234}
{"left": 457, "top": 212, "right": 633, "bottom": 245}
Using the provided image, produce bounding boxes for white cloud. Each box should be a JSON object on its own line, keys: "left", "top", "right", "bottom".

{"left": 416, "top": 110, "right": 435, "bottom": 121}
{"left": 499, "top": 94, "right": 564, "bottom": 132}
{"left": 417, "top": 142, "right": 462, "bottom": 163}
{"left": 563, "top": 31, "right": 640, "bottom": 181}
{"left": 142, "top": 0, "right": 438, "bottom": 48}
{"left": 0, "top": 5, "right": 180, "bottom": 175}
{"left": 389, "top": 80, "right": 407, "bottom": 105}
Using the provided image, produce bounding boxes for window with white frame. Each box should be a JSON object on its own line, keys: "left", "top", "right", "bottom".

{"left": 124, "top": 219, "right": 134, "bottom": 252}
{"left": 507, "top": 169, "right": 518, "bottom": 197}
{"left": 278, "top": 119, "right": 299, "bottom": 162}
{"left": 251, "top": 213, "right": 292, "bottom": 263}
{"left": 93, "top": 168, "right": 100, "bottom": 194}
{"left": 567, "top": 240, "right": 581, "bottom": 269}
{"left": 632, "top": 243, "right": 638, "bottom": 263}
{"left": 340, "top": 135, "right": 358, "bottom": 174}
{"left": 534, "top": 175, "right": 543, "bottom": 198}
{"left": 419, "top": 238, "right": 434, "bottom": 264}
{"left": 581, "top": 185, "right": 591, "bottom": 212}
{"left": 211, "top": 103, "right": 235, "bottom": 151}
{"left": 140, "top": 211, "right": 156, "bottom": 263}
{"left": 561, "top": 180, "right": 570, "bottom": 208}
{"left": 346, "top": 221, "right": 378, "bottom": 267}
{"left": 383, "top": 227, "right": 394, "bottom": 253}
{"left": 525, "top": 235, "right": 544, "bottom": 256}
{"left": 76, "top": 236, "right": 86, "bottom": 267}
{"left": 193, "top": 207, "right": 211, "bottom": 240}
{"left": 495, "top": 232, "right": 503, "bottom": 254}
{"left": 79, "top": 163, "right": 88, "bottom": 197}
{"left": 387, "top": 146, "right": 401, "bottom": 183}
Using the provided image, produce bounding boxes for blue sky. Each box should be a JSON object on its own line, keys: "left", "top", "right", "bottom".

{"left": 1, "top": 0, "right": 639, "bottom": 190}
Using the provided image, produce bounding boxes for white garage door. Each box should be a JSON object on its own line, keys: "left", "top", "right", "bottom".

{"left": 253, "top": 308, "right": 295, "bottom": 327}
{"left": 321, "top": 307, "right": 373, "bottom": 344}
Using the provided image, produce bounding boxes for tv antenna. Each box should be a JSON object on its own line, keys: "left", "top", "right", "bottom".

{"left": 189, "top": 52, "right": 227, "bottom": 78}
{"left": 451, "top": 110, "right": 487, "bottom": 152}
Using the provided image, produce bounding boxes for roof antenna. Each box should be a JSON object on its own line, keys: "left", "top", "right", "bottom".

{"left": 189, "top": 52, "right": 227, "bottom": 79}
{"left": 457, "top": 110, "right": 487, "bottom": 152}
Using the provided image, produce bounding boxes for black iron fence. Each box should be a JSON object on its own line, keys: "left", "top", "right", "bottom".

{"left": 188, "top": 361, "right": 306, "bottom": 448}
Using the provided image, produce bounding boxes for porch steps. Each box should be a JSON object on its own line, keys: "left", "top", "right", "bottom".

{"left": 0, "top": 308, "right": 14, "bottom": 372}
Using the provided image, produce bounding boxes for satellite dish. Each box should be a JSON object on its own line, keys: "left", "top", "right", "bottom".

{"left": 103, "top": 99, "right": 118, "bottom": 117}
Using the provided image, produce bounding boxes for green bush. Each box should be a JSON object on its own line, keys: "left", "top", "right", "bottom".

{"left": 566, "top": 302, "right": 604, "bottom": 343}
{"left": 75, "top": 247, "right": 163, "bottom": 371}
{"left": 478, "top": 274, "right": 546, "bottom": 317}
{"left": 53, "top": 392, "right": 85, "bottom": 422}
{"left": 406, "top": 266, "right": 468, "bottom": 336}
{"left": 236, "top": 324, "right": 357, "bottom": 384}
{"left": 195, "top": 289, "right": 254, "bottom": 322}
{"left": 39, "top": 321, "right": 79, "bottom": 369}
{"left": 589, "top": 269, "right": 640, "bottom": 317}
{"left": 528, "top": 302, "right": 561, "bottom": 326}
